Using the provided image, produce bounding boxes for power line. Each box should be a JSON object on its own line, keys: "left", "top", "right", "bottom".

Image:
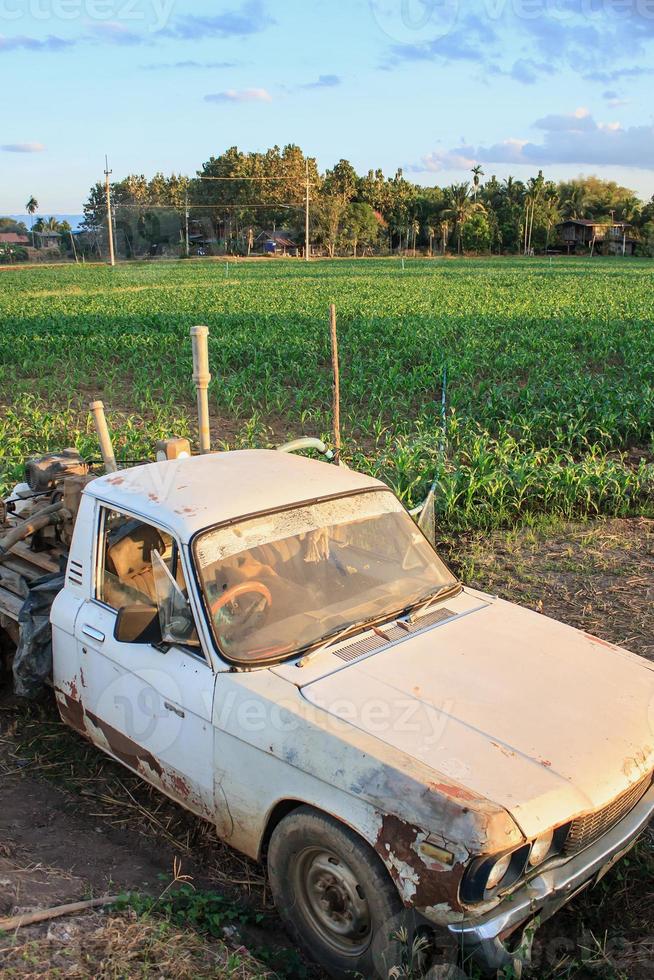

{"left": 101, "top": 162, "right": 313, "bottom": 258}
{"left": 112, "top": 203, "right": 301, "bottom": 210}
{"left": 195, "top": 175, "right": 306, "bottom": 181}
{"left": 104, "top": 156, "right": 115, "bottom": 268}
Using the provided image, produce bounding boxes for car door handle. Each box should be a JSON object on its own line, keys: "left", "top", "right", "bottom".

{"left": 81, "top": 625, "right": 105, "bottom": 643}
{"left": 163, "top": 701, "right": 185, "bottom": 719}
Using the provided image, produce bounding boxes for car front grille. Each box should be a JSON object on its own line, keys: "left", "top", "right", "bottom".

{"left": 564, "top": 771, "right": 653, "bottom": 855}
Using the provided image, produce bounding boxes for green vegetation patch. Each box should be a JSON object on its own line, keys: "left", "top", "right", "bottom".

{"left": 1, "top": 257, "right": 652, "bottom": 529}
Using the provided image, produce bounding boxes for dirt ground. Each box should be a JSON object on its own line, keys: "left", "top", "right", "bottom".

{"left": 1, "top": 516, "right": 653, "bottom": 978}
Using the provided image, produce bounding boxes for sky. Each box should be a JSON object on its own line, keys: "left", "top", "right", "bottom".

{"left": 1, "top": 0, "right": 654, "bottom": 213}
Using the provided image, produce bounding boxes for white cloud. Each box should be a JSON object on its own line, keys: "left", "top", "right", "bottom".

{"left": 603, "top": 90, "right": 631, "bottom": 107}
{"left": 414, "top": 111, "right": 654, "bottom": 173}
{"left": 381, "top": 1, "right": 654, "bottom": 85}
{"left": 534, "top": 108, "right": 594, "bottom": 132}
{"left": 204, "top": 87, "right": 272, "bottom": 103}
{"left": 88, "top": 21, "right": 144, "bottom": 45}
{"left": 1, "top": 142, "right": 45, "bottom": 153}
{"left": 417, "top": 149, "right": 477, "bottom": 172}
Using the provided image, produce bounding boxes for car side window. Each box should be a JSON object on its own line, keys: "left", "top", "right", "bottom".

{"left": 97, "top": 508, "right": 199, "bottom": 647}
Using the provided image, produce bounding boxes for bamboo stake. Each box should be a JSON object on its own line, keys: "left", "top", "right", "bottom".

{"left": 329, "top": 304, "right": 341, "bottom": 464}
{"left": 0, "top": 895, "right": 120, "bottom": 932}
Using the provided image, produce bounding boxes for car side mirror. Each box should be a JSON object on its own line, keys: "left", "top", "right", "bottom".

{"left": 114, "top": 604, "right": 162, "bottom": 645}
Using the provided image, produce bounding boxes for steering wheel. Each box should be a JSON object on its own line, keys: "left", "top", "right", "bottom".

{"left": 211, "top": 580, "right": 272, "bottom": 629}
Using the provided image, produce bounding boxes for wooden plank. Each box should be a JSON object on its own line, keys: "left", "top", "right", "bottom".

{"left": 9, "top": 540, "right": 61, "bottom": 574}
{"left": 0, "top": 556, "right": 42, "bottom": 582}
{"left": 0, "top": 585, "right": 23, "bottom": 621}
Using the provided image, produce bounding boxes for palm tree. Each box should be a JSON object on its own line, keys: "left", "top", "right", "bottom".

{"left": 617, "top": 195, "right": 641, "bottom": 225}
{"left": 543, "top": 187, "right": 560, "bottom": 251}
{"left": 471, "top": 165, "right": 484, "bottom": 201}
{"left": 439, "top": 218, "right": 450, "bottom": 254}
{"left": 560, "top": 184, "right": 587, "bottom": 220}
{"left": 523, "top": 171, "right": 545, "bottom": 254}
{"left": 426, "top": 223, "right": 436, "bottom": 256}
{"left": 444, "top": 183, "right": 485, "bottom": 254}
{"left": 410, "top": 218, "right": 420, "bottom": 256}
{"left": 502, "top": 176, "right": 524, "bottom": 250}
{"left": 26, "top": 196, "right": 38, "bottom": 246}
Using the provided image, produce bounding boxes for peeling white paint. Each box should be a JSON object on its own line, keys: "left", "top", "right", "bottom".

{"left": 386, "top": 852, "right": 421, "bottom": 903}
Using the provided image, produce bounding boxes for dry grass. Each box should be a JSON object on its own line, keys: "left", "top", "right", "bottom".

{"left": 444, "top": 515, "right": 654, "bottom": 660}
{"left": 0, "top": 708, "right": 268, "bottom": 904}
{"left": 0, "top": 910, "right": 270, "bottom": 978}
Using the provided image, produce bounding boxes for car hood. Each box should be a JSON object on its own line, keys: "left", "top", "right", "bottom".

{"left": 292, "top": 591, "right": 654, "bottom": 839}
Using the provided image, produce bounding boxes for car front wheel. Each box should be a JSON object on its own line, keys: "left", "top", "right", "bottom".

{"left": 267, "top": 805, "right": 404, "bottom": 978}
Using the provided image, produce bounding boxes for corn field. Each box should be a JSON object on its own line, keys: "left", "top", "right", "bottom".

{"left": 1, "top": 256, "right": 652, "bottom": 529}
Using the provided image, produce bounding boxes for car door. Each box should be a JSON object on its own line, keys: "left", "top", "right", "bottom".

{"left": 74, "top": 504, "right": 216, "bottom": 820}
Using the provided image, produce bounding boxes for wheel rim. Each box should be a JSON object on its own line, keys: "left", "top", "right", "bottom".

{"left": 293, "top": 846, "right": 372, "bottom": 956}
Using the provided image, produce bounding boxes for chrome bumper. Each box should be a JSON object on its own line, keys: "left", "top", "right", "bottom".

{"left": 448, "top": 783, "right": 654, "bottom": 973}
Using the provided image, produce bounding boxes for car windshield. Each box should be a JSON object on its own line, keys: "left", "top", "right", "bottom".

{"left": 194, "top": 490, "right": 458, "bottom": 665}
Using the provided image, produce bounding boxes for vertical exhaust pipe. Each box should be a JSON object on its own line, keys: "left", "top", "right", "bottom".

{"left": 190, "top": 325, "right": 211, "bottom": 454}
{"left": 89, "top": 400, "right": 118, "bottom": 473}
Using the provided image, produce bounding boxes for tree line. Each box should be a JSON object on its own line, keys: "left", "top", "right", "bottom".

{"left": 76, "top": 145, "right": 654, "bottom": 257}
{"left": 0, "top": 212, "right": 75, "bottom": 264}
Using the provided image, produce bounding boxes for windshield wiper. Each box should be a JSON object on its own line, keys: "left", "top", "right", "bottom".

{"left": 296, "top": 618, "right": 373, "bottom": 668}
{"left": 296, "top": 584, "right": 458, "bottom": 668}
{"left": 404, "top": 585, "right": 452, "bottom": 624}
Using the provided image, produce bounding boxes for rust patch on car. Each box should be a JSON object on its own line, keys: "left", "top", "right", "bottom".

{"left": 584, "top": 632, "right": 615, "bottom": 651}
{"left": 85, "top": 708, "right": 163, "bottom": 778}
{"left": 54, "top": 694, "right": 214, "bottom": 822}
{"left": 55, "top": 690, "right": 85, "bottom": 735}
{"left": 374, "top": 813, "right": 464, "bottom": 912}
{"left": 426, "top": 781, "right": 479, "bottom": 803}
{"left": 105, "top": 476, "right": 125, "bottom": 485}
{"left": 165, "top": 771, "right": 191, "bottom": 799}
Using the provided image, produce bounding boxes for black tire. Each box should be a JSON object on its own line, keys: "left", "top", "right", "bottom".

{"left": 267, "top": 805, "right": 405, "bottom": 979}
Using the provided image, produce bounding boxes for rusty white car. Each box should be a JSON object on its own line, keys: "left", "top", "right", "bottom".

{"left": 39, "top": 450, "right": 654, "bottom": 976}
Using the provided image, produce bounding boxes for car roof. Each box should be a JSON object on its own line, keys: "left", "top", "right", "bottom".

{"left": 85, "top": 449, "right": 385, "bottom": 543}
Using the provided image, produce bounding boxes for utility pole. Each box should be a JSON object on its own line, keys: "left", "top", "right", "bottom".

{"left": 305, "top": 158, "right": 310, "bottom": 261}
{"left": 185, "top": 190, "right": 190, "bottom": 258}
{"left": 104, "top": 156, "right": 115, "bottom": 267}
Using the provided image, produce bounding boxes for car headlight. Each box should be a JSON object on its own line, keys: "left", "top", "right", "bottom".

{"left": 461, "top": 825, "right": 572, "bottom": 904}
{"left": 486, "top": 851, "right": 512, "bottom": 888}
{"left": 528, "top": 823, "right": 571, "bottom": 869}
{"left": 528, "top": 829, "right": 554, "bottom": 866}
{"left": 460, "top": 844, "right": 531, "bottom": 903}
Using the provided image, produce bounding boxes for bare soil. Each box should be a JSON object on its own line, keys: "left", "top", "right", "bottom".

{"left": 1, "top": 516, "right": 653, "bottom": 978}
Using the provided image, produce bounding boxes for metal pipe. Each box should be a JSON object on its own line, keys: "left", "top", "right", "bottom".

{"left": 329, "top": 304, "right": 341, "bottom": 465}
{"left": 89, "top": 400, "right": 117, "bottom": 473}
{"left": 0, "top": 501, "right": 64, "bottom": 562}
{"left": 276, "top": 437, "right": 332, "bottom": 458}
{"left": 190, "top": 325, "right": 212, "bottom": 454}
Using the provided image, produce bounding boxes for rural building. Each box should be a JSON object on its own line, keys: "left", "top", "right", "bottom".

{"left": 0, "top": 232, "right": 30, "bottom": 246}
{"left": 557, "top": 219, "right": 638, "bottom": 255}
{"left": 255, "top": 231, "right": 298, "bottom": 256}
{"left": 34, "top": 230, "right": 61, "bottom": 250}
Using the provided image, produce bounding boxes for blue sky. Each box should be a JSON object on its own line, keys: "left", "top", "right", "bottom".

{"left": 2, "top": 0, "right": 654, "bottom": 213}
